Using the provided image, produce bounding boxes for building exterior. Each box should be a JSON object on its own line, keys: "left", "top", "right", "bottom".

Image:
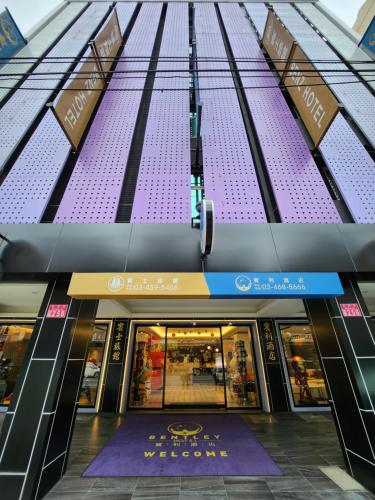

{"left": 0, "top": 1, "right": 374, "bottom": 499}
{"left": 353, "top": 0, "right": 375, "bottom": 36}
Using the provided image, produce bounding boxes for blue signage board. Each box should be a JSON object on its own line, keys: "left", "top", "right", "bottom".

{"left": 204, "top": 272, "right": 343, "bottom": 298}
{"left": 359, "top": 15, "right": 375, "bottom": 57}
{"left": 0, "top": 9, "right": 26, "bottom": 62}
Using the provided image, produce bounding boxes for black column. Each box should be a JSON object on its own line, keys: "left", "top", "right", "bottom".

{"left": 305, "top": 278, "right": 375, "bottom": 493}
{"left": 101, "top": 319, "right": 129, "bottom": 412}
{"left": 0, "top": 279, "right": 98, "bottom": 500}
{"left": 258, "top": 320, "right": 290, "bottom": 411}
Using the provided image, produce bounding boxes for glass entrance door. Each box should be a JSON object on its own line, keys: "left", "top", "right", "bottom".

{"left": 164, "top": 327, "right": 225, "bottom": 407}
{"left": 127, "top": 322, "right": 261, "bottom": 410}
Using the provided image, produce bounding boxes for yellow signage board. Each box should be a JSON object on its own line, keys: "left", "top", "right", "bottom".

{"left": 284, "top": 45, "right": 340, "bottom": 146}
{"left": 51, "top": 8, "right": 122, "bottom": 149}
{"left": 262, "top": 10, "right": 295, "bottom": 78}
{"left": 68, "top": 273, "right": 210, "bottom": 299}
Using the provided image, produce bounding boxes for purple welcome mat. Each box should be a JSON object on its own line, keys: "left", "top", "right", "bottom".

{"left": 83, "top": 414, "right": 282, "bottom": 476}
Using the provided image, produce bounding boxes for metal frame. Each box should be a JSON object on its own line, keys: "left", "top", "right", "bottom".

{"left": 274, "top": 319, "right": 331, "bottom": 412}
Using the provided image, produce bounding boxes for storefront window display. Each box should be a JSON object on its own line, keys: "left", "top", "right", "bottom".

{"left": 0, "top": 323, "right": 34, "bottom": 406}
{"left": 78, "top": 322, "right": 110, "bottom": 408}
{"left": 129, "top": 326, "right": 166, "bottom": 409}
{"left": 279, "top": 324, "right": 328, "bottom": 407}
{"left": 222, "top": 326, "right": 259, "bottom": 408}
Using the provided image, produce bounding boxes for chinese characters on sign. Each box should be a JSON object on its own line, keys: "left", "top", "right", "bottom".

{"left": 46, "top": 304, "right": 69, "bottom": 319}
{"left": 259, "top": 320, "right": 279, "bottom": 363}
{"left": 263, "top": 10, "right": 295, "bottom": 77}
{"left": 110, "top": 319, "right": 128, "bottom": 363}
{"left": 340, "top": 303, "right": 363, "bottom": 317}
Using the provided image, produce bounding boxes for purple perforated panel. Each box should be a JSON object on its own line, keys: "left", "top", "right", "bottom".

{"left": 267, "top": 3, "right": 375, "bottom": 223}
{"left": 320, "top": 114, "right": 375, "bottom": 223}
{"left": 0, "top": 4, "right": 137, "bottom": 224}
{"left": 220, "top": 3, "right": 341, "bottom": 223}
{"left": 244, "top": 3, "right": 268, "bottom": 37}
{"left": 0, "top": 111, "right": 70, "bottom": 223}
{"left": 0, "top": 3, "right": 110, "bottom": 172}
{"left": 195, "top": 3, "right": 267, "bottom": 223}
{"left": 131, "top": 4, "right": 191, "bottom": 223}
{"left": 54, "top": 4, "right": 162, "bottom": 223}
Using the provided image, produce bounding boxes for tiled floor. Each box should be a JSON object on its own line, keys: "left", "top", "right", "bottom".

{"left": 1, "top": 412, "right": 374, "bottom": 499}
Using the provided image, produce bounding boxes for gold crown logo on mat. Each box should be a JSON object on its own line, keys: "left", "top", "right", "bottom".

{"left": 167, "top": 422, "right": 203, "bottom": 440}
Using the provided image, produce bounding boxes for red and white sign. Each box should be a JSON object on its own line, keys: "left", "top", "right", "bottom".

{"left": 340, "top": 303, "right": 362, "bottom": 317}
{"left": 46, "top": 304, "right": 69, "bottom": 319}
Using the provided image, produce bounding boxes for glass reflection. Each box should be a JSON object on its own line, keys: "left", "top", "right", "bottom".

{"left": 79, "top": 323, "right": 109, "bottom": 407}
{"left": 0, "top": 324, "right": 33, "bottom": 405}
{"left": 129, "top": 326, "right": 166, "bottom": 408}
{"left": 279, "top": 324, "right": 328, "bottom": 406}
{"left": 222, "top": 326, "right": 258, "bottom": 407}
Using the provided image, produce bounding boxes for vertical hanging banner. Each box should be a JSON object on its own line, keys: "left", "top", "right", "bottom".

{"left": 50, "top": 8, "right": 122, "bottom": 149}
{"left": 0, "top": 9, "right": 26, "bottom": 61}
{"left": 262, "top": 9, "right": 340, "bottom": 147}
{"left": 284, "top": 45, "right": 340, "bottom": 147}
{"left": 262, "top": 10, "right": 295, "bottom": 78}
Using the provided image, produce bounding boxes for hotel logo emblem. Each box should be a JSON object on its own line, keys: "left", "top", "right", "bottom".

{"left": 167, "top": 422, "right": 203, "bottom": 440}
{"left": 235, "top": 275, "right": 252, "bottom": 292}
{"left": 107, "top": 275, "right": 125, "bottom": 292}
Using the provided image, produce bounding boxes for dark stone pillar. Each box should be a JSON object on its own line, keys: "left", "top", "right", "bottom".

{"left": 258, "top": 319, "right": 290, "bottom": 411}
{"left": 0, "top": 279, "right": 98, "bottom": 500}
{"left": 101, "top": 319, "right": 129, "bottom": 413}
{"left": 305, "top": 277, "right": 375, "bottom": 493}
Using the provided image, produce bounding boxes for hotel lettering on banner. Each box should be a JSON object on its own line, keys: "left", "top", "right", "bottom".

{"left": 263, "top": 10, "right": 339, "bottom": 146}
{"left": 51, "top": 8, "right": 122, "bottom": 149}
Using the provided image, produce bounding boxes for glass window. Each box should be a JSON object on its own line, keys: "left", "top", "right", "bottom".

{"left": 222, "top": 326, "right": 259, "bottom": 408}
{"left": 0, "top": 323, "right": 34, "bottom": 406}
{"left": 79, "top": 323, "right": 110, "bottom": 408}
{"left": 279, "top": 324, "right": 328, "bottom": 407}
{"left": 164, "top": 327, "right": 225, "bottom": 406}
{"left": 191, "top": 174, "right": 203, "bottom": 219}
{"left": 129, "top": 326, "right": 166, "bottom": 409}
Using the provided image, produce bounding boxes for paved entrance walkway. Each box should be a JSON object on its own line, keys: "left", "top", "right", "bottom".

{"left": 1, "top": 412, "right": 374, "bottom": 499}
